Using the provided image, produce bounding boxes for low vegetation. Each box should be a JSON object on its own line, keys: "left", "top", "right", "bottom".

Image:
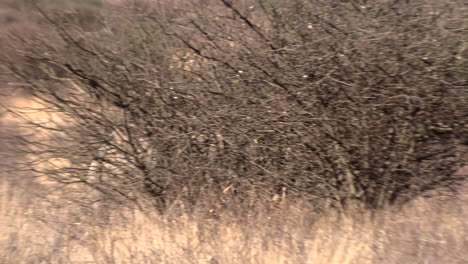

{"left": 0, "top": 0, "right": 466, "bottom": 263}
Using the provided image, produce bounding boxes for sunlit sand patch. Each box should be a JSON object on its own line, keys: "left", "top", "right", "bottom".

{"left": 2, "top": 95, "right": 65, "bottom": 127}
{"left": 28, "top": 157, "right": 72, "bottom": 172}
{"left": 1, "top": 93, "right": 71, "bottom": 173}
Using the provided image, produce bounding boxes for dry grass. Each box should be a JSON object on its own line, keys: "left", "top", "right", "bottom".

{"left": 0, "top": 172, "right": 466, "bottom": 264}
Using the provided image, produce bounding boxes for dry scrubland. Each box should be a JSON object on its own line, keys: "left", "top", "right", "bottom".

{"left": 1, "top": 94, "right": 465, "bottom": 264}
{"left": 1, "top": 176, "right": 467, "bottom": 264}
{"left": 1, "top": 0, "right": 467, "bottom": 263}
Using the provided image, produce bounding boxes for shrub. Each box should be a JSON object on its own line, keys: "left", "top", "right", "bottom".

{"left": 1, "top": 0, "right": 466, "bottom": 212}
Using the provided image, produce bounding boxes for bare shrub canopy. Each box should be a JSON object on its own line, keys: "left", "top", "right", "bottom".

{"left": 1, "top": 0, "right": 466, "bottom": 211}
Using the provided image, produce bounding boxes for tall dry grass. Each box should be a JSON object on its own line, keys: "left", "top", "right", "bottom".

{"left": 0, "top": 172, "right": 466, "bottom": 264}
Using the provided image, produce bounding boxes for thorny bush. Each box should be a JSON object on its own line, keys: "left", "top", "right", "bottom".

{"left": 1, "top": 0, "right": 466, "bottom": 212}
